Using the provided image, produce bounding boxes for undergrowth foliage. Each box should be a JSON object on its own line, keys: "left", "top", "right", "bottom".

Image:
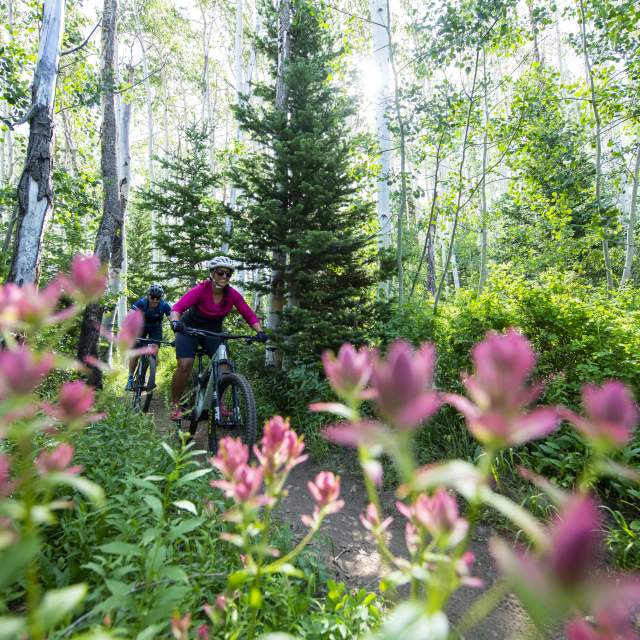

{"left": 1, "top": 259, "right": 639, "bottom": 639}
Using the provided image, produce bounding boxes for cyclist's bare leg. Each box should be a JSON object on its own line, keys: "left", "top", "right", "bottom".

{"left": 171, "top": 357, "right": 194, "bottom": 404}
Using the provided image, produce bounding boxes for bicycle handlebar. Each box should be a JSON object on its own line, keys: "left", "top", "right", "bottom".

{"left": 181, "top": 327, "right": 263, "bottom": 342}
{"left": 137, "top": 338, "right": 176, "bottom": 347}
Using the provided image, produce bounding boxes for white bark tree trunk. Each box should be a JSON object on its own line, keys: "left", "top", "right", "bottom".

{"left": 478, "top": 48, "right": 490, "bottom": 293}
{"left": 266, "top": 0, "right": 290, "bottom": 370}
{"left": 77, "top": 0, "right": 122, "bottom": 386}
{"left": 620, "top": 143, "right": 640, "bottom": 287}
{"left": 6, "top": 0, "right": 65, "bottom": 285}
{"left": 578, "top": 0, "right": 613, "bottom": 291}
{"left": 368, "top": 0, "right": 392, "bottom": 297}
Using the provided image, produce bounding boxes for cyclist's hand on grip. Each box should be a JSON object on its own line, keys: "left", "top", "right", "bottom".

{"left": 255, "top": 330, "right": 268, "bottom": 343}
{"left": 171, "top": 320, "right": 184, "bottom": 333}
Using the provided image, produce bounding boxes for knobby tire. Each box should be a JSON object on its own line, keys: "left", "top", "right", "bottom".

{"left": 142, "top": 356, "right": 157, "bottom": 413}
{"left": 209, "top": 372, "right": 257, "bottom": 455}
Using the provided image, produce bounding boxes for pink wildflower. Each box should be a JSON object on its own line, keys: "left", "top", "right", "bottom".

{"left": 362, "top": 459, "right": 383, "bottom": 486}
{"left": 115, "top": 309, "right": 144, "bottom": 349}
{"left": 170, "top": 612, "right": 191, "bottom": 640}
{"left": 196, "top": 624, "right": 209, "bottom": 640}
{"left": 0, "top": 280, "right": 67, "bottom": 330}
{"left": 254, "top": 416, "right": 307, "bottom": 475}
{"left": 63, "top": 255, "right": 107, "bottom": 302}
{"left": 0, "top": 346, "right": 54, "bottom": 398}
{"left": 566, "top": 607, "right": 638, "bottom": 640}
{"left": 36, "top": 443, "right": 83, "bottom": 475}
{"left": 562, "top": 382, "right": 638, "bottom": 450}
{"left": 211, "top": 437, "right": 249, "bottom": 478}
{"left": 301, "top": 471, "right": 344, "bottom": 527}
{"left": 396, "top": 489, "right": 468, "bottom": 548}
{"left": 215, "top": 594, "right": 227, "bottom": 611}
{"left": 371, "top": 340, "right": 441, "bottom": 430}
{"left": 360, "top": 503, "right": 393, "bottom": 533}
{"left": 456, "top": 551, "right": 484, "bottom": 588}
{"left": 548, "top": 495, "right": 602, "bottom": 586}
{"left": 211, "top": 464, "right": 264, "bottom": 504}
{"left": 44, "top": 380, "right": 102, "bottom": 424}
{"left": 321, "top": 343, "right": 374, "bottom": 400}
{"left": 445, "top": 329, "right": 560, "bottom": 447}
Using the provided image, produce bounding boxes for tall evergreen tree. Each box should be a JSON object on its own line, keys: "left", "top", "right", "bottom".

{"left": 230, "top": 0, "right": 378, "bottom": 363}
{"left": 137, "top": 126, "right": 224, "bottom": 298}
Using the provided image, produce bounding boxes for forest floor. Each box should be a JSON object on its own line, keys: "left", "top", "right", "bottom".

{"left": 149, "top": 396, "right": 556, "bottom": 639}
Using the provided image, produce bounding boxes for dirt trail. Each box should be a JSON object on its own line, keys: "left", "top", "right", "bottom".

{"left": 147, "top": 396, "right": 549, "bottom": 639}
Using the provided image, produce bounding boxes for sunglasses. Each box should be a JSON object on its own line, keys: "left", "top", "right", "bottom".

{"left": 214, "top": 269, "right": 232, "bottom": 278}
{"left": 149, "top": 295, "right": 161, "bottom": 300}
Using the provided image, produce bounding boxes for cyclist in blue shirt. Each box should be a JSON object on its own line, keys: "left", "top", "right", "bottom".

{"left": 125, "top": 284, "right": 172, "bottom": 391}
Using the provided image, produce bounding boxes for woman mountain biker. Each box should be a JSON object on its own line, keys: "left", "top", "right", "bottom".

{"left": 125, "top": 284, "right": 172, "bottom": 391}
{"left": 169, "top": 256, "right": 267, "bottom": 421}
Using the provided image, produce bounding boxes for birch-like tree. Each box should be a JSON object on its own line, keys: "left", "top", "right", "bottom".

{"left": 77, "top": 0, "right": 122, "bottom": 386}
{"left": 6, "top": 0, "right": 65, "bottom": 285}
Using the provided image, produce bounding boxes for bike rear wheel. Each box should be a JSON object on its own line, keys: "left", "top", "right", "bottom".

{"left": 209, "top": 372, "right": 257, "bottom": 455}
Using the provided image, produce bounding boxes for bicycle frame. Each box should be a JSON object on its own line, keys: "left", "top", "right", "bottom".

{"left": 182, "top": 329, "right": 256, "bottom": 423}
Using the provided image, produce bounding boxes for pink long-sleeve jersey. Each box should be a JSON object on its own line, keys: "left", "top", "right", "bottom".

{"left": 172, "top": 280, "right": 258, "bottom": 328}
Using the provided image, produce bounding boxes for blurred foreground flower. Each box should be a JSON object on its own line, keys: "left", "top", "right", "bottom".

{"left": 36, "top": 443, "right": 83, "bottom": 476}
{"left": 562, "top": 381, "right": 638, "bottom": 451}
{"left": 371, "top": 340, "right": 440, "bottom": 430}
{"left": 0, "top": 346, "right": 54, "bottom": 398}
{"left": 62, "top": 255, "right": 107, "bottom": 303}
{"left": 43, "top": 380, "right": 104, "bottom": 426}
{"left": 322, "top": 343, "right": 374, "bottom": 401}
{"left": 445, "top": 329, "right": 560, "bottom": 448}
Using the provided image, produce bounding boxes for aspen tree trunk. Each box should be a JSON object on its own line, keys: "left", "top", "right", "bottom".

{"left": 6, "top": 0, "right": 64, "bottom": 286}
{"left": 368, "top": 0, "right": 392, "bottom": 297}
{"left": 104, "top": 65, "right": 134, "bottom": 365}
{"left": 266, "top": 0, "right": 290, "bottom": 370}
{"left": 384, "top": 0, "right": 408, "bottom": 305}
{"left": 3, "top": 0, "right": 15, "bottom": 186}
{"left": 620, "top": 144, "right": 640, "bottom": 287}
{"left": 478, "top": 48, "right": 490, "bottom": 293}
{"left": 577, "top": 0, "right": 613, "bottom": 291}
{"left": 77, "top": 0, "right": 122, "bottom": 387}
{"left": 162, "top": 69, "right": 170, "bottom": 158}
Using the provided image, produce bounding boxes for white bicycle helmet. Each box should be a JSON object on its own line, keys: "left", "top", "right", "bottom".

{"left": 206, "top": 256, "right": 235, "bottom": 273}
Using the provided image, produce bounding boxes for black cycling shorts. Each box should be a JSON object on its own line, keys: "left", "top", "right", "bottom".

{"left": 174, "top": 330, "right": 222, "bottom": 359}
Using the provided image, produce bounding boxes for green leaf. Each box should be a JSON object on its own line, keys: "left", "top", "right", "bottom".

{"left": 144, "top": 495, "right": 164, "bottom": 521}
{"left": 0, "top": 616, "right": 26, "bottom": 639}
{"left": 105, "top": 579, "right": 131, "bottom": 596}
{"left": 175, "top": 468, "right": 212, "bottom": 486}
{"left": 98, "top": 541, "right": 144, "bottom": 557}
{"left": 173, "top": 500, "right": 198, "bottom": 515}
{"left": 372, "top": 602, "right": 449, "bottom": 639}
{"left": 45, "top": 473, "right": 105, "bottom": 506}
{"left": 161, "top": 442, "right": 176, "bottom": 460}
{"left": 0, "top": 537, "right": 39, "bottom": 589}
{"left": 37, "top": 583, "right": 87, "bottom": 632}
{"left": 167, "top": 517, "right": 204, "bottom": 541}
{"left": 135, "top": 623, "right": 166, "bottom": 640}
{"left": 160, "top": 565, "right": 189, "bottom": 583}
{"left": 227, "top": 569, "right": 249, "bottom": 588}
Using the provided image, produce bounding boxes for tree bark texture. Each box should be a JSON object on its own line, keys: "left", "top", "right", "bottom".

{"left": 266, "top": 0, "right": 290, "bottom": 370}
{"left": 6, "top": 0, "right": 65, "bottom": 286}
{"left": 620, "top": 143, "right": 640, "bottom": 287}
{"left": 578, "top": 0, "right": 613, "bottom": 291}
{"left": 369, "top": 0, "right": 392, "bottom": 297}
{"left": 77, "top": 0, "right": 121, "bottom": 387}
{"left": 478, "top": 48, "right": 490, "bottom": 293}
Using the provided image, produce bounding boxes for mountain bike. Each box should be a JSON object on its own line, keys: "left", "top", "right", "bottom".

{"left": 177, "top": 328, "right": 260, "bottom": 455}
{"left": 130, "top": 338, "right": 174, "bottom": 413}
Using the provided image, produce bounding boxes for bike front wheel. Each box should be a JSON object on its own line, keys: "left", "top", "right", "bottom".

{"left": 142, "top": 356, "right": 157, "bottom": 413}
{"left": 210, "top": 373, "right": 257, "bottom": 455}
{"left": 131, "top": 357, "right": 148, "bottom": 412}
